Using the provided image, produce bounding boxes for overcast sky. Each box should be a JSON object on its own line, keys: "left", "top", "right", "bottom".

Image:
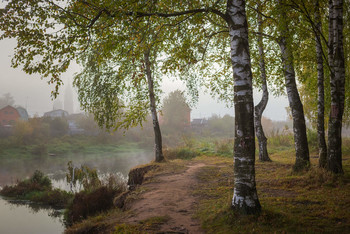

{"left": 0, "top": 38, "right": 289, "bottom": 121}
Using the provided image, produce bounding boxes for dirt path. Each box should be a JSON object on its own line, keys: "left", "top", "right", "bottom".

{"left": 124, "top": 162, "right": 206, "bottom": 233}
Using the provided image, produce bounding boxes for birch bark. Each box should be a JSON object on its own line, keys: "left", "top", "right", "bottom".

{"left": 254, "top": 1, "right": 270, "bottom": 162}
{"left": 144, "top": 50, "right": 164, "bottom": 162}
{"left": 314, "top": 0, "right": 327, "bottom": 168}
{"left": 227, "top": 0, "right": 261, "bottom": 214}
{"left": 278, "top": 1, "right": 310, "bottom": 171}
{"left": 327, "top": 0, "right": 345, "bottom": 173}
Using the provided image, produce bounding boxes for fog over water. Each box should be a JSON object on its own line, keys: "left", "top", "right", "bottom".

{"left": 0, "top": 150, "right": 154, "bottom": 188}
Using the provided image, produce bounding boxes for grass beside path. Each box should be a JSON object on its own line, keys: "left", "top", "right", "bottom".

{"left": 194, "top": 152, "right": 350, "bottom": 233}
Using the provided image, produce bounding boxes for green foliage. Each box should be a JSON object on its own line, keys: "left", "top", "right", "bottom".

{"left": 27, "top": 189, "right": 73, "bottom": 209}
{"left": 161, "top": 90, "right": 191, "bottom": 132}
{"left": 0, "top": 170, "right": 73, "bottom": 208}
{"left": 206, "top": 114, "right": 235, "bottom": 138}
{"left": 30, "top": 170, "right": 52, "bottom": 188}
{"left": 214, "top": 139, "right": 233, "bottom": 156}
{"left": 66, "top": 161, "right": 101, "bottom": 193}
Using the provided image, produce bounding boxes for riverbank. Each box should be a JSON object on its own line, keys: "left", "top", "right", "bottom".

{"left": 66, "top": 150, "right": 350, "bottom": 233}
{"left": 0, "top": 135, "right": 148, "bottom": 159}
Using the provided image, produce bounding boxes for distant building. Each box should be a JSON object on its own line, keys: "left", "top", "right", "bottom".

{"left": 0, "top": 105, "right": 20, "bottom": 126}
{"left": 66, "top": 113, "right": 85, "bottom": 135}
{"left": 44, "top": 109, "right": 69, "bottom": 118}
{"left": 191, "top": 118, "right": 208, "bottom": 127}
{"left": 16, "top": 106, "right": 29, "bottom": 121}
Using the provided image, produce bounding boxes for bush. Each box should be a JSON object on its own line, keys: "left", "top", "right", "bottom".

{"left": 31, "top": 170, "right": 52, "bottom": 188}
{"left": 64, "top": 186, "right": 121, "bottom": 226}
{"left": 27, "top": 189, "right": 73, "bottom": 208}
{"left": 214, "top": 139, "right": 233, "bottom": 156}
{"left": 164, "top": 147, "right": 198, "bottom": 160}
{"left": 0, "top": 170, "right": 52, "bottom": 197}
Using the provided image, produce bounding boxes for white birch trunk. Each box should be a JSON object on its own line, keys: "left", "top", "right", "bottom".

{"left": 314, "top": 0, "right": 327, "bottom": 168}
{"left": 327, "top": 0, "right": 345, "bottom": 173}
{"left": 254, "top": 1, "right": 270, "bottom": 162}
{"left": 227, "top": 0, "right": 261, "bottom": 214}
{"left": 278, "top": 1, "right": 310, "bottom": 171}
{"left": 144, "top": 50, "right": 164, "bottom": 162}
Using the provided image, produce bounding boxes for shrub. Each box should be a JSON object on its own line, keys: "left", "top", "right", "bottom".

{"left": 214, "top": 139, "right": 233, "bottom": 156}
{"left": 27, "top": 189, "right": 73, "bottom": 208}
{"left": 164, "top": 147, "right": 198, "bottom": 160}
{"left": 30, "top": 170, "right": 52, "bottom": 188}
{"left": 0, "top": 170, "right": 52, "bottom": 197}
{"left": 64, "top": 186, "right": 122, "bottom": 226}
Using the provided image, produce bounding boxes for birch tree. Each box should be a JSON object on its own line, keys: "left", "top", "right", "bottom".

{"left": 314, "top": 0, "right": 328, "bottom": 168}
{"left": 327, "top": 0, "right": 345, "bottom": 173}
{"left": 277, "top": 0, "right": 310, "bottom": 171}
{"left": 252, "top": 1, "right": 271, "bottom": 162}
{"left": 228, "top": 0, "right": 261, "bottom": 214}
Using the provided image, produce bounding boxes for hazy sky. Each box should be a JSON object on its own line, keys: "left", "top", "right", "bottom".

{"left": 0, "top": 38, "right": 289, "bottom": 120}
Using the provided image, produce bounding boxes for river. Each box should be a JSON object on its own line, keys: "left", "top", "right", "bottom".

{"left": 0, "top": 149, "right": 153, "bottom": 234}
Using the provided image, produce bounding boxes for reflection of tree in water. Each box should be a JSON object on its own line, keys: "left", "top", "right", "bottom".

{"left": 5, "top": 198, "right": 64, "bottom": 220}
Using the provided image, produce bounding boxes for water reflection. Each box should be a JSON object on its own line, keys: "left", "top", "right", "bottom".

{"left": 0, "top": 149, "right": 153, "bottom": 233}
{"left": 0, "top": 150, "right": 153, "bottom": 187}
{"left": 0, "top": 196, "right": 64, "bottom": 234}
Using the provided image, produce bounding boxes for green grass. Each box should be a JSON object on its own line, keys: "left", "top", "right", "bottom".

{"left": 193, "top": 149, "right": 350, "bottom": 233}
{"left": 0, "top": 135, "right": 145, "bottom": 160}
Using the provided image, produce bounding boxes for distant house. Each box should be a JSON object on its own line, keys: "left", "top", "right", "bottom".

{"left": 0, "top": 105, "right": 20, "bottom": 126}
{"left": 16, "top": 106, "right": 29, "bottom": 121}
{"left": 44, "top": 109, "right": 69, "bottom": 118}
{"left": 191, "top": 118, "right": 208, "bottom": 126}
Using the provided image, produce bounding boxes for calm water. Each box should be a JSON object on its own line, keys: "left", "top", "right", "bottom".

{"left": 0, "top": 149, "right": 153, "bottom": 234}
{"left": 0, "top": 197, "right": 64, "bottom": 234}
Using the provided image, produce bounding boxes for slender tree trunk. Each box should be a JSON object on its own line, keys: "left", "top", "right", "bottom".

{"left": 144, "top": 50, "right": 164, "bottom": 162}
{"left": 278, "top": 1, "right": 310, "bottom": 171}
{"left": 254, "top": 1, "right": 270, "bottom": 162}
{"left": 227, "top": 0, "right": 261, "bottom": 215}
{"left": 314, "top": 0, "right": 327, "bottom": 168}
{"left": 327, "top": 0, "right": 345, "bottom": 174}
